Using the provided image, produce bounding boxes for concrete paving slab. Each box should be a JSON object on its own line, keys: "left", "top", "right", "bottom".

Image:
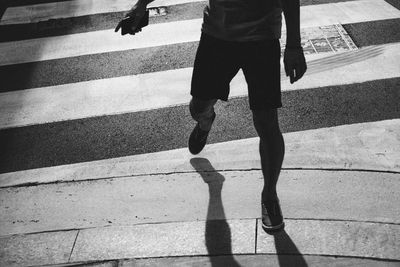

{"left": 121, "top": 254, "right": 400, "bottom": 267}
{"left": 1, "top": 169, "right": 399, "bottom": 236}
{"left": 1, "top": 119, "right": 398, "bottom": 187}
{"left": 69, "top": 220, "right": 255, "bottom": 262}
{"left": 257, "top": 219, "right": 400, "bottom": 260}
{"left": 0, "top": 230, "right": 78, "bottom": 266}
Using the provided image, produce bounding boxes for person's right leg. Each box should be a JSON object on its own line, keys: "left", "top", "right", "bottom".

{"left": 188, "top": 97, "right": 217, "bottom": 154}
{"left": 189, "top": 33, "right": 240, "bottom": 154}
{"left": 189, "top": 97, "right": 218, "bottom": 132}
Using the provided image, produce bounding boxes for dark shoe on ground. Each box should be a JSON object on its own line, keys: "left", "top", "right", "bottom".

{"left": 188, "top": 112, "right": 216, "bottom": 155}
{"left": 261, "top": 199, "right": 284, "bottom": 232}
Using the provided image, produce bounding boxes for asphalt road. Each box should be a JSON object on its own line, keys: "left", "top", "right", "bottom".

{"left": 0, "top": 0, "right": 399, "bottom": 173}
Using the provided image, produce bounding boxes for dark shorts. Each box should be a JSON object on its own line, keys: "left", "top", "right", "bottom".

{"left": 191, "top": 33, "right": 282, "bottom": 110}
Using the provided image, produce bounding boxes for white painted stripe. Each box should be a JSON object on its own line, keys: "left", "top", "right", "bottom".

{"left": 0, "top": 0, "right": 204, "bottom": 25}
{"left": 0, "top": 119, "right": 398, "bottom": 187}
{"left": 1, "top": 0, "right": 399, "bottom": 66}
{"left": 0, "top": 18, "right": 201, "bottom": 66}
{"left": 1, "top": 42, "right": 399, "bottom": 129}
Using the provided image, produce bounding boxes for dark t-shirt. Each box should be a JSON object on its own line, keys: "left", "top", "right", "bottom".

{"left": 202, "top": 0, "right": 283, "bottom": 41}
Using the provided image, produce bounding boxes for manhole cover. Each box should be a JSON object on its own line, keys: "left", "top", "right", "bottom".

{"left": 281, "top": 24, "right": 358, "bottom": 55}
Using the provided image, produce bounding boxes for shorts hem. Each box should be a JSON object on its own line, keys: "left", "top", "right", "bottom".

{"left": 190, "top": 92, "right": 228, "bottom": 102}
{"left": 249, "top": 102, "right": 283, "bottom": 110}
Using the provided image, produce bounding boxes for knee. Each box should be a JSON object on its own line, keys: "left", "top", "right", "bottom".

{"left": 252, "top": 109, "right": 281, "bottom": 137}
{"left": 189, "top": 97, "right": 216, "bottom": 119}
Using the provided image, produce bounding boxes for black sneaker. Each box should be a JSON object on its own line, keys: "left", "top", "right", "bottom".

{"left": 261, "top": 200, "right": 284, "bottom": 232}
{"left": 188, "top": 112, "right": 216, "bottom": 155}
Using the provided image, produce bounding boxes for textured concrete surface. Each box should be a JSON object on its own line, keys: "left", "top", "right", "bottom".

{"left": 1, "top": 169, "right": 399, "bottom": 236}
{"left": 121, "top": 254, "right": 400, "bottom": 267}
{"left": 257, "top": 219, "right": 400, "bottom": 260}
{"left": 69, "top": 220, "right": 255, "bottom": 262}
{"left": 0, "top": 230, "right": 78, "bottom": 266}
{"left": 4, "top": 218, "right": 397, "bottom": 266}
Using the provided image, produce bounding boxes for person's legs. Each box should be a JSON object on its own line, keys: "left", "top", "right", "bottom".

{"left": 253, "top": 108, "right": 285, "bottom": 231}
{"left": 189, "top": 97, "right": 218, "bottom": 132}
{"left": 251, "top": 108, "right": 284, "bottom": 202}
{"left": 240, "top": 37, "right": 284, "bottom": 230}
{"left": 188, "top": 33, "right": 240, "bottom": 154}
{"left": 240, "top": 38, "right": 283, "bottom": 203}
{"left": 188, "top": 97, "right": 218, "bottom": 154}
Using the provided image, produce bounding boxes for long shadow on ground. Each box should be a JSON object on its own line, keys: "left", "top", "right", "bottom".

{"left": 190, "top": 157, "right": 241, "bottom": 267}
{"left": 267, "top": 229, "right": 308, "bottom": 267}
{"left": 190, "top": 157, "right": 309, "bottom": 267}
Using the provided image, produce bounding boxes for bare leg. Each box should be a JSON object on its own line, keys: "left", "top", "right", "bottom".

{"left": 252, "top": 109, "right": 285, "bottom": 202}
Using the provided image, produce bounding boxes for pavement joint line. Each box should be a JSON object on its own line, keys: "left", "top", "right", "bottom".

{"left": 283, "top": 217, "right": 400, "bottom": 226}
{"left": 251, "top": 253, "right": 400, "bottom": 262}
{"left": 2, "top": 218, "right": 399, "bottom": 240}
{"left": 36, "top": 259, "right": 119, "bottom": 267}
{"left": 0, "top": 218, "right": 258, "bottom": 238}
{"left": 68, "top": 230, "right": 80, "bottom": 263}
{"left": 254, "top": 219, "right": 258, "bottom": 254}
{"left": 102, "top": 254, "right": 400, "bottom": 264}
{"left": 2, "top": 167, "right": 399, "bottom": 189}
{"left": 54, "top": 255, "right": 400, "bottom": 267}
{"left": 29, "top": 254, "right": 400, "bottom": 267}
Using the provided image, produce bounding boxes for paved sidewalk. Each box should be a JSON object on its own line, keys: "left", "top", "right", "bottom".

{"left": 2, "top": 216, "right": 400, "bottom": 266}
{"left": 1, "top": 120, "right": 399, "bottom": 266}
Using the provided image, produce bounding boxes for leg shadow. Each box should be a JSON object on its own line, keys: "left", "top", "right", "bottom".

{"left": 265, "top": 229, "right": 308, "bottom": 267}
{"left": 190, "top": 157, "right": 241, "bottom": 267}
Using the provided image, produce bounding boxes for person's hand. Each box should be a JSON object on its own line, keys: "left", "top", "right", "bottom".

{"left": 284, "top": 47, "right": 307, "bottom": 84}
{"left": 115, "top": 4, "right": 147, "bottom": 35}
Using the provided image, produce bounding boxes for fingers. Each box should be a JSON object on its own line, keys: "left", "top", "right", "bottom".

{"left": 284, "top": 48, "right": 307, "bottom": 84}
{"left": 114, "top": 22, "right": 122, "bottom": 33}
{"left": 284, "top": 59, "right": 296, "bottom": 84}
{"left": 284, "top": 60, "right": 291, "bottom": 78}
{"left": 294, "top": 64, "right": 304, "bottom": 82}
{"left": 289, "top": 68, "right": 295, "bottom": 84}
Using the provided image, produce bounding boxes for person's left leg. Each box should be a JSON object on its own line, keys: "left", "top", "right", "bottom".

{"left": 241, "top": 38, "right": 284, "bottom": 230}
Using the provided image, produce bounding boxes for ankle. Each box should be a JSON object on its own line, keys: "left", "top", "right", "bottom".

{"left": 262, "top": 191, "right": 278, "bottom": 202}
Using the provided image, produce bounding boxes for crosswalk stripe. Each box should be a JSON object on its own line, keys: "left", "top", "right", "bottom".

{"left": 1, "top": 43, "right": 398, "bottom": 130}
{"left": 1, "top": 119, "right": 398, "bottom": 187}
{"left": 2, "top": 19, "right": 398, "bottom": 92}
{"left": 0, "top": 0, "right": 204, "bottom": 25}
{"left": 1, "top": 0, "right": 399, "bottom": 66}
